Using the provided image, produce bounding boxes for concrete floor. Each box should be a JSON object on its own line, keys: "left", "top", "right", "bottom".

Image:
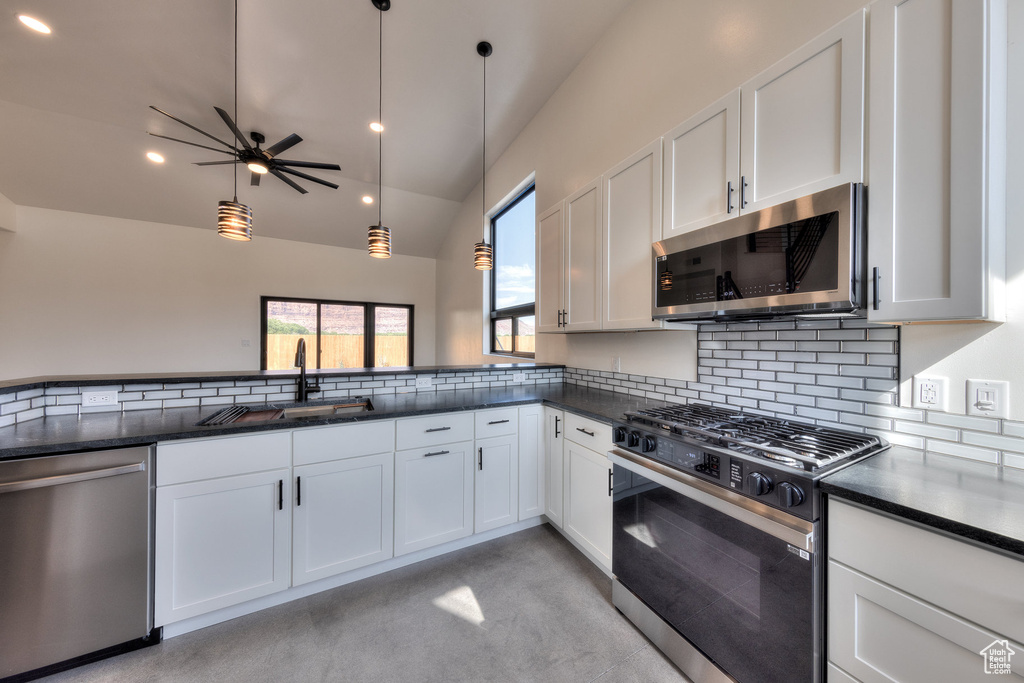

{"left": 42, "top": 525, "right": 690, "bottom": 683}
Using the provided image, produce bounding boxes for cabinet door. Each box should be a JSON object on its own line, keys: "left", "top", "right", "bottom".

{"left": 394, "top": 442, "right": 474, "bottom": 556}
{"left": 292, "top": 453, "right": 394, "bottom": 586}
{"left": 517, "top": 405, "right": 545, "bottom": 520}
{"left": 562, "top": 440, "right": 612, "bottom": 570}
{"left": 536, "top": 202, "right": 565, "bottom": 334}
{"left": 155, "top": 469, "right": 291, "bottom": 625}
{"left": 739, "top": 9, "right": 865, "bottom": 212}
{"left": 662, "top": 89, "right": 740, "bottom": 238}
{"left": 603, "top": 138, "right": 663, "bottom": 331}
{"left": 474, "top": 434, "right": 518, "bottom": 533}
{"left": 544, "top": 407, "right": 565, "bottom": 528}
{"left": 867, "top": 0, "right": 1006, "bottom": 323}
{"left": 563, "top": 178, "right": 603, "bottom": 331}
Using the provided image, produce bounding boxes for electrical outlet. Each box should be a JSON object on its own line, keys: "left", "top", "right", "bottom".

{"left": 612, "top": 357, "right": 621, "bottom": 373}
{"left": 912, "top": 376, "right": 948, "bottom": 411}
{"left": 241, "top": 339, "right": 251, "bottom": 347}
{"left": 512, "top": 372, "right": 526, "bottom": 383}
{"left": 966, "top": 379, "right": 1009, "bottom": 418}
{"left": 415, "top": 376, "right": 432, "bottom": 389}
{"left": 82, "top": 390, "right": 118, "bottom": 406}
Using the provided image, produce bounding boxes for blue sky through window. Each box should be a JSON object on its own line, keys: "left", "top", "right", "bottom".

{"left": 494, "top": 188, "right": 535, "bottom": 310}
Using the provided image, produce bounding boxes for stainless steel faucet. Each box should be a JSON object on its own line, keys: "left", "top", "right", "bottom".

{"left": 293, "top": 338, "right": 321, "bottom": 402}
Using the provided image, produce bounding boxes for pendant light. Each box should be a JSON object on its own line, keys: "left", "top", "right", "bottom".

{"left": 367, "top": 0, "right": 392, "bottom": 258}
{"left": 217, "top": 0, "right": 253, "bottom": 241}
{"left": 473, "top": 41, "right": 493, "bottom": 270}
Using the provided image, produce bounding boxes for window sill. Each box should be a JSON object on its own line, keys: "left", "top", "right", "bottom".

{"left": 486, "top": 352, "right": 535, "bottom": 361}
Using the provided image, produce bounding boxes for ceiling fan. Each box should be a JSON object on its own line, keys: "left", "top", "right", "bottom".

{"left": 148, "top": 105, "right": 341, "bottom": 194}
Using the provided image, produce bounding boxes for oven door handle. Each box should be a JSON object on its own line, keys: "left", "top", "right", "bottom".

{"left": 608, "top": 448, "right": 814, "bottom": 553}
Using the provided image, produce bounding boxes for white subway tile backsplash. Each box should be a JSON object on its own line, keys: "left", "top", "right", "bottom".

{"left": 892, "top": 420, "right": 958, "bottom": 440}
{"left": 961, "top": 431, "right": 1024, "bottom": 455}
{"left": 16, "top": 408, "right": 45, "bottom": 422}
{"left": 1003, "top": 421, "right": 1024, "bottom": 438}
{"left": 16, "top": 388, "right": 45, "bottom": 401}
{"left": 927, "top": 412, "right": 1001, "bottom": 433}
{"left": 925, "top": 439, "right": 999, "bottom": 464}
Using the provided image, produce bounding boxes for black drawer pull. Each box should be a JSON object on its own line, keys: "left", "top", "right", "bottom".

{"left": 278, "top": 480, "right": 283, "bottom": 511}
{"left": 478, "top": 447, "right": 483, "bottom": 470}
{"left": 872, "top": 267, "right": 881, "bottom": 310}
{"left": 576, "top": 427, "right": 595, "bottom": 437}
{"left": 425, "top": 426, "right": 451, "bottom": 433}
{"left": 487, "top": 419, "right": 510, "bottom": 425}
{"left": 608, "top": 469, "right": 613, "bottom": 496}
{"left": 424, "top": 450, "right": 449, "bottom": 457}
{"left": 554, "top": 416, "right": 561, "bottom": 438}
{"left": 296, "top": 476, "right": 301, "bottom": 506}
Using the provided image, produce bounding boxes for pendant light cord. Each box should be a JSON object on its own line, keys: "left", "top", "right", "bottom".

{"left": 378, "top": 6, "right": 383, "bottom": 226}
{"left": 232, "top": 0, "right": 239, "bottom": 200}
{"left": 481, "top": 49, "right": 486, "bottom": 242}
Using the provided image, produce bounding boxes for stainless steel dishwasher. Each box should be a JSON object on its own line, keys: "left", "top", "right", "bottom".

{"left": 0, "top": 446, "right": 157, "bottom": 681}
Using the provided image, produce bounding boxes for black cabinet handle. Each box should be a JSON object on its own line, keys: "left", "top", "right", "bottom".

{"left": 562, "top": 309, "right": 568, "bottom": 327}
{"left": 608, "top": 469, "right": 613, "bottom": 496}
{"left": 554, "top": 416, "right": 561, "bottom": 438}
{"left": 425, "top": 426, "right": 451, "bottom": 433}
{"left": 488, "top": 419, "right": 510, "bottom": 425}
{"left": 278, "top": 480, "right": 283, "bottom": 511}
{"left": 577, "top": 427, "right": 595, "bottom": 437}
{"left": 727, "top": 180, "right": 734, "bottom": 213}
{"left": 424, "top": 450, "right": 449, "bottom": 457}
{"left": 478, "top": 447, "right": 483, "bottom": 471}
{"left": 296, "top": 476, "right": 301, "bottom": 507}
{"left": 740, "top": 175, "right": 748, "bottom": 208}
{"left": 872, "top": 267, "right": 880, "bottom": 311}
{"left": 557, "top": 310, "right": 563, "bottom": 327}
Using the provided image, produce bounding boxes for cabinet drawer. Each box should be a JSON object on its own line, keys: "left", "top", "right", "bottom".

{"left": 829, "top": 499, "right": 1024, "bottom": 643}
{"left": 564, "top": 412, "right": 612, "bottom": 450}
{"left": 157, "top": 432, "right": 292, "bottom": 486}
{"left": 396, "top": 412, "right": 474, "bottom": 450}
{"left": 292, "top": 420, "right": 396, "bottom": 466}
{"left": 474, "top": 408, "right": 519, "bottom": 438}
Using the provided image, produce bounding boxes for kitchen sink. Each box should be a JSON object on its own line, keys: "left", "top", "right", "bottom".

{"left": 198, "top": 399, "right": 374, "bottom": 426}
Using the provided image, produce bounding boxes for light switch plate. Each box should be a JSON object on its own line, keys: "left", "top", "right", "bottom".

{"left": 912, "top": 376, "right": 948, "bottom": 411}
{"left": 966, "top": 379, "right": 1009, "bottom": 418}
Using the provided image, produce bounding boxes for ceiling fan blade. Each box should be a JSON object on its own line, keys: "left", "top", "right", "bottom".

{"left": 274, "top": 159, "right": 342, "bottom": 171}
{"left": 147, "top": 132, "right": 236, "bottom": 156}
{"left": 213, "top": 106, "right": 255, "bottom": 151}
{"left": 276, "top": 166, "right": 340, "bottom": 190}
{"left": 264, "top": 134, "right": 302, "bottom": 158}
{"left": 149, "top": 106, "right": 235, "bottom": 150}
{"left": 194, "top": 160, "right": 243, "bottom": 166}
{"left": 251, "top": 171, "right": 262, "bottom": 187}
{"left": 270, "top": 168, "right": 308, "bottom": 194}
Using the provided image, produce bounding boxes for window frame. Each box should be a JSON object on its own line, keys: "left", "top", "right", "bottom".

{"left": 489, "top": 184, "right": 536, "bottom": 358}
{"left": 260, "top": 296, "right": 414, "bottom": 370}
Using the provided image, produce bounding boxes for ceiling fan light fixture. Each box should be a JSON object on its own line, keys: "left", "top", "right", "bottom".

{"left": 368, "top": 224, "right": 392, "bottom": 258}
{"left": 362, "top": 195, "right": 374, "bottom": 204}
{"left": 247, "top": 160, "right": 269, "bottom": 174}
{"left": 218, "top": 199, "right": 253, "bottom": 241}
{"left": 369, "top": 122, "right": 384, "bottom": 133}
{"left": 146, "top": 151, "right": 165, "bottom": 164}
{"left": 18, "top": 15, "right": 51, "bottom": 34}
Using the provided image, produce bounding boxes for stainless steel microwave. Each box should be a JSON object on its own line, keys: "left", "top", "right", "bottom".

{"left": 652, "top": 183, "right": 866, "bottom": 322}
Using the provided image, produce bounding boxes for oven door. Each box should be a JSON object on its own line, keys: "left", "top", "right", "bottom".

{"left": 609, "top": 449, "right": 820, "bottom": 683}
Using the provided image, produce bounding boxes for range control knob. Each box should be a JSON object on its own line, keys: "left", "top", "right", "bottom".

{"left": 778, "top": 482, "right": 805, "bottom": 508}
{"left": 627, "top": 431, "right": 641, "bottom": 448}
{"left": 612, "top": 427, "right": 628, "bottom": 443}
{"left": 747, "top": 472, "right": 773, "bottom": 496}
{"left": 642, "top": 435, "right": 657, "bottom": 453}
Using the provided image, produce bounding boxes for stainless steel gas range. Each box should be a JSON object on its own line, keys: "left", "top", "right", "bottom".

{"left": 608, "top": 403, "right": 888, "bottom": 683}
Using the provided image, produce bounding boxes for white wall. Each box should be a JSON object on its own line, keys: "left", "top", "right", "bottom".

{"left": 435, "top": 0, "right": 1024, "bottom": 419}
{"left": 0, "top": 206, "right": 435, "bottom": 379}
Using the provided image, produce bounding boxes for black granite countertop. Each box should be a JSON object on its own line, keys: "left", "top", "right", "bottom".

{"left": 0, "top": 363, "right": 564, "bottom": 395}
{"left": 821, "top": 446, "right": 1024, "bottom": 558}
{"left": 0, "top": 384, "right": 661, "bottom": 460}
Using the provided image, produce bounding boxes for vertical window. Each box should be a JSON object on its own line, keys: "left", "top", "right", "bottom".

{"left": 262, "top": 297, "right": 413, "bottom": 370}
{"left": 490, "top": 184, "right": 535, "bottom": 357}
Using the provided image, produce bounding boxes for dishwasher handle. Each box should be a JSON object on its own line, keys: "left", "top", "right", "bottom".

{"left": 0, "top": 462, "right": 146, "bottom": 494}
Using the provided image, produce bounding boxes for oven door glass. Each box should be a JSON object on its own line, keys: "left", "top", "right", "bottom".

{"left": 613, "top": 464, "right": 816, "bottom": 683}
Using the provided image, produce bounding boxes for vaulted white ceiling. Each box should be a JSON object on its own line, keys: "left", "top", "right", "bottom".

{"left": 0, "top": 0, "right": 632, "bottom": 256}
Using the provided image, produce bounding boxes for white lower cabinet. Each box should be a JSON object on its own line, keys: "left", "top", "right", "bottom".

{"left": 393, "top": 442, "right": 475, "bottom": 556}
{"left": 517, "top": 405, "right": 545, "bottom": 521}
{"left": 827, "top": 499, "right": 1024, "bottom": 682}
{"left": 562, "top": 436, "right": 613, "bottom": 571}
{"left": 544, "top": 407, "right": 565, "bottom": 528}
{"left": 474, "top": 434, "right": 518, "bottom": 533}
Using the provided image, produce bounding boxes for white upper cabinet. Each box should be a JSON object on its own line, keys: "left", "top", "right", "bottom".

{"left": 536, "top": 202, "right": 564, "bottom": 334}
{"left": 563, "top": 178, "right": 603, "bottom": 331}
{"left": 662, "top": 89, "right": 741, "bottom": 238}
{"left": 867, "top": 0, "right": 1006, "bottom": 323}
{"left": 739, "top": 9, "right": 866, "bottom": 212}
{"left": 603, "top": 138, "right": 664, "bottom": 330}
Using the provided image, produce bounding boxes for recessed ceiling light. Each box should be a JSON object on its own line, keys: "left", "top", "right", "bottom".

{"left": 18, "top": 15, "right": 51, "bottom": 34}
{"left": 369, "top": 122, "right": 384, "bottom": 133}
{"left": 362, "top": 195, "right": 374, "bottom": 204}
{"left": 146, "top": 151, "right": 165, "bottom": 164}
